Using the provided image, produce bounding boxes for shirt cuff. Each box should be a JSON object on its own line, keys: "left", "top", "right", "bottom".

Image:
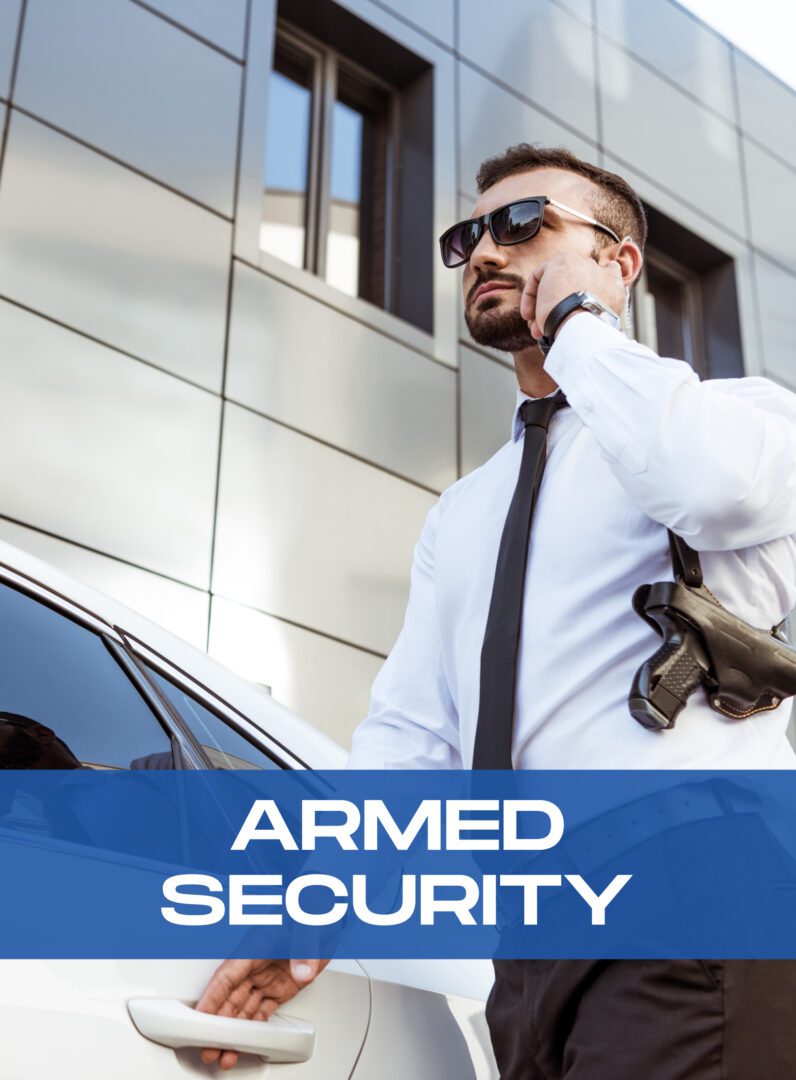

{"left": 543, "top": 310, "right": 630, "bottom": 396}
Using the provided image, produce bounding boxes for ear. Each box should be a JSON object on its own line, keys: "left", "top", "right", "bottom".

{"left": 598, "top": 236, "right": 643, "bottom": 289}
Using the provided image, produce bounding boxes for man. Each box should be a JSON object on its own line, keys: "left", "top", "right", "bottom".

{"left": 197, "top": 145, "right": 796, "bottom": 1075}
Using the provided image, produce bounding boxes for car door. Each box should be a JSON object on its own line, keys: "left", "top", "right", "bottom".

{"left": 0, "top": 569, "right": 370, "bottom": 1079}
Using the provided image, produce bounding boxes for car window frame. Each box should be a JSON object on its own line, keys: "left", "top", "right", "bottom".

{"left": 0, "top": 560, "right": 307, "bottom": 773}
{"left": 123, "top": 638, "right": 302, "bottom": 772}
{"left": 0, "top": 564, "right": 203, "bottom": 771}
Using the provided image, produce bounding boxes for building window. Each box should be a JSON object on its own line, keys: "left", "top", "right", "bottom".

{"left": 633, "top": 250, "right": 706, "bottom": 376}
{"left": 262, "top": 23, "right": 395, "bottom": 307}
{"left": 632, "top": 206, "right": 744, "bottom": 380}
{"left": 261, "top": 1, "right": 434, "bottom": 334}
{"left": 261, "top": 36, "right": 315, "bottom": 272}
{"left": 327, "top": 68, "right": 391, "bottom": 304}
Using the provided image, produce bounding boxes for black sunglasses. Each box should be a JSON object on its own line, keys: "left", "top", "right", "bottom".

{"left": 438, "top": 196, "right": 622, "bottom": 268}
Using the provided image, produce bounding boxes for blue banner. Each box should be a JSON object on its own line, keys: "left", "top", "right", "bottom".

{"left": 1, "top": 769, "right": 795, "bottom": 958}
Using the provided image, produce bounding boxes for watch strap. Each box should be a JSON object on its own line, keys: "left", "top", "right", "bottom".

{"left": 537, "top": 289, "right": 622, "bottom": 352}
{"left": 538, "top": 291, "right": 589, "bottom": 351}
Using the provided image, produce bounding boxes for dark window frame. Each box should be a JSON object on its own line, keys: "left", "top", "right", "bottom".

{"left": 250, "top": 0, "right": 435, "bottom": 336}
{"left": 634, "top": 248, "right": 707, "bottom": 376}
{"left": 264, "top": 18, "right": 400, "bottom": 311}
{"left": 632, "top": 204, "right": 745, "bottom": 381}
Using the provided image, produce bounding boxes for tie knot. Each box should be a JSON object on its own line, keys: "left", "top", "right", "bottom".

{"left": 519, "top": 391, "right": 569, "bottom": 431}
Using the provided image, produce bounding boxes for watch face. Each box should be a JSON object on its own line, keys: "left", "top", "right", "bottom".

{"left": 581, "top": 293, "right": 606, "bottom": 314}
{"left": 582, "top": 294, "right": 620, "bottom": 326}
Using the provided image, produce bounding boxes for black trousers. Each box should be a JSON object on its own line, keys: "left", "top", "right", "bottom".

{"left": 485, "top": 807, "right": 796, "bottom": 1079}
{"left": 485, "top": 803, "right": 796, "bottom": 1079}
{"left": 486, "top": 957, "right": 796, "bottom": 1079}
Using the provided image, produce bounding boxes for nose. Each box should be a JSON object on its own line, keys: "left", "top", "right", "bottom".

{"left": 468, "top": 227, "right": 509, "bottom": 276}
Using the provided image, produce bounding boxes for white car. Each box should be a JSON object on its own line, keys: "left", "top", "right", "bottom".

{"left": 0, "top": 538, "right": 498, "bottom": 1079}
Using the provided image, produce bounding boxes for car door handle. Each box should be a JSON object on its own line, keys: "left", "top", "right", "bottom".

{"left": 127, "top": 998, "right": 316, "bottom": 1062}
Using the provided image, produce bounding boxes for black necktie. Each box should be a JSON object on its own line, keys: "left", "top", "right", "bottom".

{"left": 472, "top": 392, "right": 569, "bottom": 770}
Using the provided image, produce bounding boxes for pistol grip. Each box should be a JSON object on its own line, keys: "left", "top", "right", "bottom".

{"left": 629, "top": 608, "right": 710, "bottom": 731}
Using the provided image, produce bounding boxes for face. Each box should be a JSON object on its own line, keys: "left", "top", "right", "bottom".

{"left": 462, "top": 167, "right": 606, "bottom": 352}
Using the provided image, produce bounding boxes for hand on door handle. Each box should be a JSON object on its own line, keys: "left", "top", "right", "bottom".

{"left": 194, "top": 956, "right": 330, "bottom": 1070}
{"left": 127, "top": 997, "right": 315, "bottom": 1063}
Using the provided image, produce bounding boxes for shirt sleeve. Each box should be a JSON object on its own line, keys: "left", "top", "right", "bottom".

{"left": 346, "top": 500, "right": 462, "bottom": 770}
{"left": 544, "top": 313, "right": 796, "bottom": 551}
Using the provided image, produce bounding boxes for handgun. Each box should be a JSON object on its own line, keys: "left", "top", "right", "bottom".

{"left": 629, "top": 579, "right": 796, "bottom": 731}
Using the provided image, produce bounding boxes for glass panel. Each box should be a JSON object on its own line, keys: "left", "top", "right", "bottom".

{"left": 260, "top": 42, "right": 314, "bottom": 268}
{"left": 0, "top": 583, "right": 174, "bottom": 770}
{"left": 325, "top": 69, "right": 390, "bottom": 306}
{"left": 326, "top": 98, "right": 363, "bottom": 297}
{"left": 146, "top": 667, "right": 281, "bottom": 771}
{"left": 646, "top": 263, "right": 688, "bottom": 363}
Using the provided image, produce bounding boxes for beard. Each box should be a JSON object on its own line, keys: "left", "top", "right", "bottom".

{"left": 463, "top": 290, "right": 536, "bottom": 353}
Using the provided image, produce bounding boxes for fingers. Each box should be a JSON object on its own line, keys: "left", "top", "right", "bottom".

{"left": 196, "top": 958, "right": 268, "bottom": 1069}
{"left": 195, "top": 959, "right": 253, "bottom": 1014}
{"left": 196, "top": 957, "right": 324, "bottom": 1070}
{"left": 290, "top": 958, "right": 321, "bottom": 984}
{"left": 219, "top": 1049, "right": 240, "bottom": 1071}
{"left": 519, "top": 265, "right": 543, "bottom": 324}
{"left": 256, "top": 998, "right": 280, "bottom": 1021}
{"left": 199, "top": 1046, "right": 242, "bottom": 1070}
{"left": 197, "top": 989, "right": 263, "bottom": 1068}
{"left": 237, "top": 985, "right": 267, "bottom": 1021}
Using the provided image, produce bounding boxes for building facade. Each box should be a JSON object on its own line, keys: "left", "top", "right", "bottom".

{"left": 0, "top": 0, "right": 794, "bottom": 748}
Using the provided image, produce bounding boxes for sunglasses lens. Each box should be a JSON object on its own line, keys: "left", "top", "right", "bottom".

{"left": 492, "top": 200, "right": 543, "bottom": 244}
{"left": 441, "top": 221, "right": 481, "bottom": 267}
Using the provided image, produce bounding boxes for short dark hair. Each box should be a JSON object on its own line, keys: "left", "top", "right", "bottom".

{"left": 475, "top": 143, "right": 648, "bottom": 256}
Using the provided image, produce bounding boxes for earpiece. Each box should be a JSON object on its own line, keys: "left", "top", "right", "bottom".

{"left": 621, "top": 284, "right": 632, "bottom": 334}
{"left": 618, "top": 238, "right": 634, "bottom": 334}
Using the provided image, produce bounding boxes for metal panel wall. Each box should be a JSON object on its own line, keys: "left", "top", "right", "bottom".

{"left": 0, "top": 300, "right": 220, "bottom": 586}
{"left": 595, "top": 0, "right": 736, "bottom": 122}
{"left": 458, "top": 0, "right": 599, "bottom": 142}
{"left": 458, "top": 62, "right": 596, "bottom": 198}
{"left": 0, "top": 112, "right": 230, "bottom": 390}
{"left": 459, "top": 346, "right": 518, "bottom": 477}
{"left": 227, "top": 262, "right": 457, "bottom": 492}
{"left": 15, "top": 0, "right": 241, "bottom": 215}
{"left": 212, "top": 403, "right": 435, "bottom": 655}
{"left": 209, "top": 596, "right": 384, "bottom": 744}
{"left": 375, "top": 0, "right": 454, "bottom": 46}
{"left": 596, "top": 35, "right": 745, "bottom": 238}
{"left": 138, "top": 0, "right": 247, "bottom": 58}
{"left": 0, "top": 518, "right": 210, "bottom": 648}
{"left": 0, "top": 0, "right": 22, "bottom": 99}
{"left": 735, "top": 51, "right": 796, "bottom": 172}
{"left": 744, "top": 139, "right": 796, "bottom": 275}
{"left": 755, "top": 256, "right": 796, "bottom": 391}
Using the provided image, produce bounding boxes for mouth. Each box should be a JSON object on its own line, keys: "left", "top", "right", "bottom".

{"left": 472, "top": 282, "right": 514, "bottom": 304}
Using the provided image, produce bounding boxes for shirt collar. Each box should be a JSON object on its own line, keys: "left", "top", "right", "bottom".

{"left": 511, "top": 386, "right": 563, "bottom": 442}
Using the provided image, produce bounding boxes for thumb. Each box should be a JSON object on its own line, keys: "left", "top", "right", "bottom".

{"left": 290, "top": 958, "right": 321, "bottom": 984}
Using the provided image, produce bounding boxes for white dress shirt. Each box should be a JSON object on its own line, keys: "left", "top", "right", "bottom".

{"left": 347, "top": 313, "right": 796, "bottom": 771}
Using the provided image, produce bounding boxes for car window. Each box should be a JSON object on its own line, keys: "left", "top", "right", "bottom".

{"left": 144, "top": 666, "right": 281, "bottom": 771}
{"left": 0, "top": 582, "right": 175, "bottom": 770}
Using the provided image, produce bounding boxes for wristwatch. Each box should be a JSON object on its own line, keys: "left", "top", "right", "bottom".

{"left": 537, "top": 291, "right": 621, "bottom": 354}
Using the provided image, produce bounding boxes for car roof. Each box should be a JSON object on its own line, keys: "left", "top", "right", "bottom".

{"left": 0, "top": 538, "right": 346, "bottom": 770}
